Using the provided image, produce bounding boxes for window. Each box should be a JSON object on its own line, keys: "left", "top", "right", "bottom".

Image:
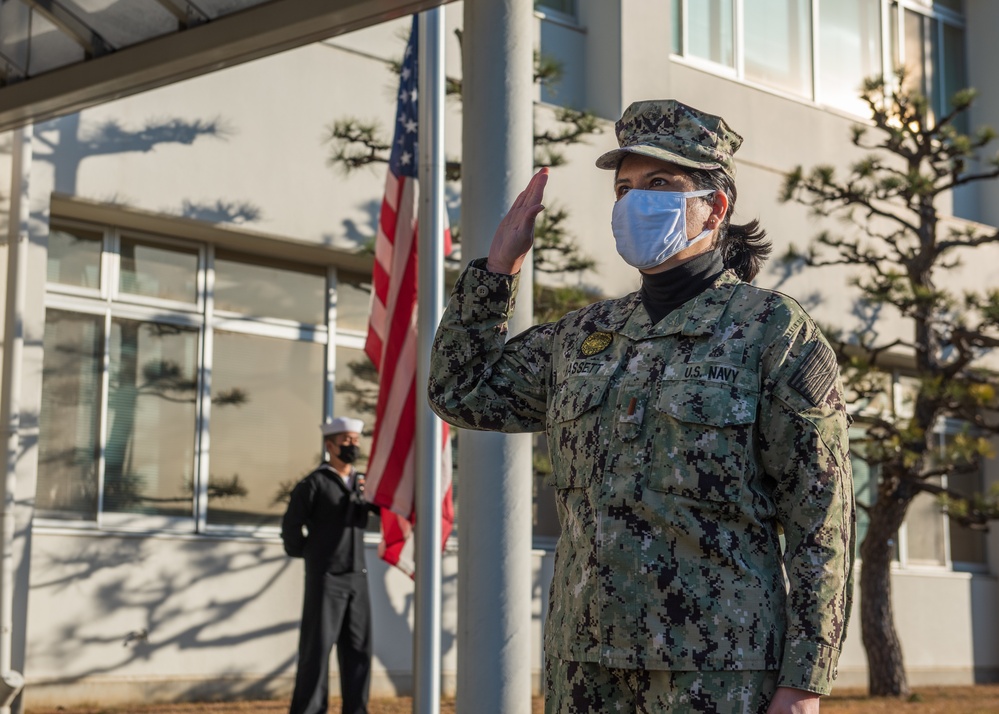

{"left": 38, "top": 220, "right": 374, "bottom": 535}
{"left": 818, "top": 0, "right": 883, "bottom": 115}
{"left": 744, "top": 0, "right": 813, "bottom": 97}
{"left": 37, "top": 310, "right": 103, "bottom": 521}
{"left": 681, "top": 0, "right": 735, "bottom": 68}
{"left": 102, "top": 318, "right": 200, "bottom": 526}
{"left": 946, "top": 465, "right": 987, "bottom": 565}
{"left": 892, "top": 0, "right": 967, "bottom": 127}
{"left": 672, "top": 0, "right": 830, "bottom": 100}
{"left": 213, "top": 250, "right": 326, "bottom": 324}
{"left": 47, "top": 226, "right": 102, "bottom": 289}
{"left": 849, "top": 379, "right": 987, "bottom": 570}
{"left": 206, "top": 332, "right": 326, "bottom": 528}
{"left": 332, "top": 271, "right": 375, "bottom": 333}
{"left": 848, "top": 428, "right": 880, "bottom": 560}
{"left": 850, "top": 429, "right": 986, "bottom": 569}
{"left": 119, "top": 236, "right": 199, "bottom": 304}
{"left": 672, "top": 0, "right": 965, "bottom": 118}
{"left": 534, "top": 0, "right": 576, "bottom": 19}
{"left": 933, "top": 421, "right": 987, "bottom": 568}
{"left": 905, "top": 477, "right": 949, "bottom": 565}
{"left": 897, "top": 421, "right": 988, "bottom": 569}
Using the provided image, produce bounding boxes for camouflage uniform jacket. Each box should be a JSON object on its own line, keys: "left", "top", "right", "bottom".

{"left": 428, "top": 259, "right": 855, "bottom": 695}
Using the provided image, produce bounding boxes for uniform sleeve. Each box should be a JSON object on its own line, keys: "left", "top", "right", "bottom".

{"left": 281, "top": 477, "right": 315, "bottom": 558}
{"left": 350, "top": 478, "right": 378, "bottom": 527}
{"left": 428, "top": 259, "right": 554, "bottom": 433}
{"left": 758, "top": 313, "right": 856, "bottom": 695}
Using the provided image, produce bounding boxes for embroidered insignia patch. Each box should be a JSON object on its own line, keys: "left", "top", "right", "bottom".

{"left": 789, "top": 342, "right": 838, "bottom": 406}
{"left": 580, "top": 332, "right": 613, "bottom": 357}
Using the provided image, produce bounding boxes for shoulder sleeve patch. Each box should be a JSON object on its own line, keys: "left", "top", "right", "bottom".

{"left": 788, "top": 341, "right": 838, "bottom": 407}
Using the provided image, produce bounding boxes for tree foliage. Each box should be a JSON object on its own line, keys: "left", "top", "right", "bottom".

{"left": 781, "top": 68, "right": 999, "bottom": 697}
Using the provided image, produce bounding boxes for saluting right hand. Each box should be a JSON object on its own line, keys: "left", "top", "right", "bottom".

{"left": 486, "top": 167, "right": 549, "bottom": 275}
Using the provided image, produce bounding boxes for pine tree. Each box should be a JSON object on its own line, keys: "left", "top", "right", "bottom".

{"left": 781, "top": 69, "right": 999, "bottom": 697}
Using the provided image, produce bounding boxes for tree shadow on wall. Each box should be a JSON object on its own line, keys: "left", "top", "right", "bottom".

{"left": 369, "top": 553, "right": 458, "bottom": 696}
{"left": 35, "top": 113, "right": 230, "bottom": 197}
{"left": 766, "top": 251, "right": 824, "bottom": 311}
{"left": 34, "top": 112, "right": 264, "bottom": 227}
{"left": 325, "top": 197, "right": 381, "bottom": 252}
{"left": 33, "top": 315, "right": 422, "bottom": 701}
{"left": 180, "top": 199, "right": 262, "bottom": 224}
{"left": 325, "top": 187, "right": 461, "bottom": 254}
{"left": 32, "top": 536, "right": 302, "bottom": 700}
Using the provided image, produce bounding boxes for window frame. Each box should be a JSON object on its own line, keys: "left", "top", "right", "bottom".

{"left": 45, "top": 220, "right": 107, "bottom": 298}
{"left": 112, "top": 228, "right": 207, "bottom": 315}
{"left": 38, "top": 218, "right": 368, "bottom": 539}
{"left": 533, "top": 0, "right": 578, "bottom": 25}
{"left": 674, "top": 0, "right": 739, "bottom": 80}
{"left": 849, "top": 373, "right": 989, "bottom": 575}
{"left": 671, "top": 0, "right": 966, "bottom": 119}
{"left": 210, "top": 247, "right": 329, "bottom": 328}
{"left": 890, "top": 0, "right": 967, "bottom": 123}
{"left": 928, "top": 417, "right": 989, "bottom": 573}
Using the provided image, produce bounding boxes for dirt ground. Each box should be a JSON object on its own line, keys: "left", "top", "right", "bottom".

{"left": 23, "top": 685, "right": 999, "bottom": 714}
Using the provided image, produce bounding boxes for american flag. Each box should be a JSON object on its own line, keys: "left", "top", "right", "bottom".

{"left": 364, "top": 16, "right": 454, "bottom": 577}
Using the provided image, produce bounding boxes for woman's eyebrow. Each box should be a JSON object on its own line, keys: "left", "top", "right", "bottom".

{"left": 641, "top": 169, "right": 676, "bottom": 181}
{"left": 616, "top": 169, "right": 676, "bottom": 186}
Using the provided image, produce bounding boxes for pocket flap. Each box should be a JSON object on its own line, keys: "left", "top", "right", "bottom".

{"left": 549, "top": 375, "right": 611, "bottom": 423}
{"left": 656, "top": 379, "right": 758, "bottom": 427}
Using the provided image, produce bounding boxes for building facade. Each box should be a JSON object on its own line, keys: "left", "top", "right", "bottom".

{"left": 1, "top": 0, "right": 998, "bottom": 707}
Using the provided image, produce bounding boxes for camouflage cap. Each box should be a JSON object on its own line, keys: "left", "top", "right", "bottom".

{"left": 595, "top": 99, "right": 743, "bottom": 178}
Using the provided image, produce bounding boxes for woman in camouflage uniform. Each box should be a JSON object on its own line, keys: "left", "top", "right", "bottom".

{"left": 428, "top": 100, "right": 854, "bottom": 714}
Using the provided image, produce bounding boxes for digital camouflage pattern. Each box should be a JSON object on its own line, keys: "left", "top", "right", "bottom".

{"left": 545, "top": 656, "right": 778, "bottom": 714}
{"left": 428, "top": 258, "right": 855, "bottom": 695}
{"left": 595, "top": 99, "right": 744, "bottom": 178}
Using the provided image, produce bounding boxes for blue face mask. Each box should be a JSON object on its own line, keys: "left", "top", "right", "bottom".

{"left": 611, "top": 189, "right": 715, "bottom": 270}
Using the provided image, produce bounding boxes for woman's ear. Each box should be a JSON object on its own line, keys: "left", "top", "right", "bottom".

{"left": 709, "top": 191, "right": 729, "bottom": 227}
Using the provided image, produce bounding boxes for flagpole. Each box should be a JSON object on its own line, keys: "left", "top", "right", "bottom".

{"left": 414, "top": 7, "right": 445, "bottom": 714}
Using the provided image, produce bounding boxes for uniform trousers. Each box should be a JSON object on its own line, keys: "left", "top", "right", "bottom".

{"left": 290, "top": 569, "right": 372, "bottom": 714}
{"left": 545, "top": 656, "right": 779, "bottom": 714}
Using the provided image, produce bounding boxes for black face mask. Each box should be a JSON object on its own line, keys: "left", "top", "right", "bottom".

{"left": 336, "top": 443, "right": 359, "bottom": 464}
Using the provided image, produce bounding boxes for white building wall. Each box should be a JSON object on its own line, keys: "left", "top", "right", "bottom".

{"left": 24, "top": 530, "right": 551, "bottom": 707}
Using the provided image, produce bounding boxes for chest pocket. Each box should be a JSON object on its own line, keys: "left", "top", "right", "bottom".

{"left": 546, "top": 375, "right": 611, "bottom": 489}
{"left": 649, "top": 379, "right": 759, "bottom": 502}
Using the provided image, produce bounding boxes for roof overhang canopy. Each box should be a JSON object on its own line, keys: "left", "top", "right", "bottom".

{"left": 0, "top": 0, "right": 449, "bottom": 132}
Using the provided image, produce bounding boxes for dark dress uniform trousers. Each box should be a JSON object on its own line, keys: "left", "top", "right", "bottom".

{"left": 290, "top": 569, "right": 371, "bottom": 714}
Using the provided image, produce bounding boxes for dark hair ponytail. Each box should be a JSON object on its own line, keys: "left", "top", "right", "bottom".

{"left": 686, "top": 168, "right": 771, "bottom": 282}
{"left": 719, "top": 219, "right": 770, "bottom": 283}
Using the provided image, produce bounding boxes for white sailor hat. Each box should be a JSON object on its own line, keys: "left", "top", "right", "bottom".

{"left": 320, "top": 417, "right": 364, "bottom": 437}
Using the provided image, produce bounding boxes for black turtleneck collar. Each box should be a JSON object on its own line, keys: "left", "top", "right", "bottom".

{"left": 640, "top": 250, "right": 725, "bottom": 325}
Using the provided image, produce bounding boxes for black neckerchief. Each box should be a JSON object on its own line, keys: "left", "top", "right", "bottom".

{"left": 639, "top": 249, "right": 725, "bottom": 325}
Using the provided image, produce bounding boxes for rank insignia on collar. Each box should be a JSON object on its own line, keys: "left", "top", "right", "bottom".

{"left": 581, "top": 331, "right": 613, "bottom": 356}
